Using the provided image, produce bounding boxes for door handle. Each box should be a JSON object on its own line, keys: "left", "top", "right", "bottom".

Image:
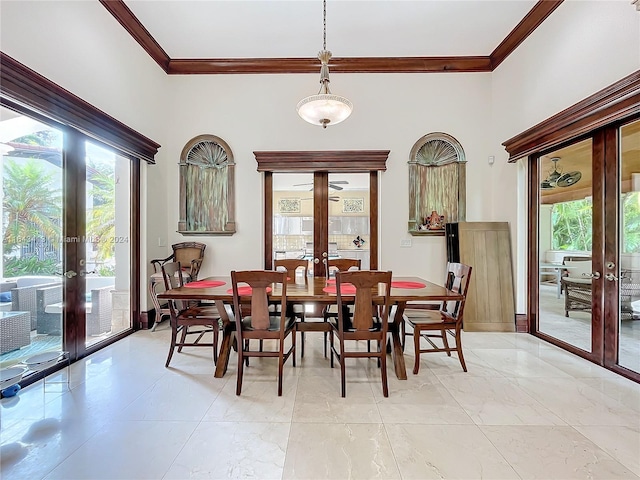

{"left": 63, "top": 270, "right": 77, "bottom": 278}
{"left": 604, "top": 273, "right": 618, "bottom": 281}
{"left": 583, "top": 271, "right": 601, "bottom": 279}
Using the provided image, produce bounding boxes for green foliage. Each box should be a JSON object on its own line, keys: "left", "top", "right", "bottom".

{"left": 97, "top": 264, "right": 116, "bottom": 277}
{"left": 2, "top": 159, "right": 62, "bottom": 253}
{"left": 552, "top": 199, "right": 593, "bottom": 251}
{"left": 3, "top": 256, "right": 59, "bottom": 277}
{"left": 551, "top": 193, "right": 640, "bottom": 253}
{"left": 86, "top": 168, "right": 116, "bottom": 262}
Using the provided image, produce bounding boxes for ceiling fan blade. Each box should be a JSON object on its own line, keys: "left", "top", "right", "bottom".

{"left": 329, "top": 184, "right": 344, "bottom": 190}
{"left": 329, "top": 181, "right": 349, "bottom": 185}
{"left": 329, "top": 196, "right": 340, "bottom": 202}
{"left": 293, "top": 183, "right": 312, "bottom": 187}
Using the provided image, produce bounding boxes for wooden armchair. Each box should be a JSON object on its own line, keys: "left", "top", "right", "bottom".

{"left": 404, "top": 262, "right": 472, "bottom": 374}
{"left": 152, "top": 242, "right": 206, "bottom": 282}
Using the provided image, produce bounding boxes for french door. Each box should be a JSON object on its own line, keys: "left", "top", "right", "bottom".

{"left": 270, "top": 172, "right": 372, "bottom": 278}
{"left": 256, "top": 150, "right": 389, "bottom": 277}
{"left": 533, "top": 117, "right": 640, "bottom": 380}
{"left": 0, "top": 103, "right": 135, "bottom": 369}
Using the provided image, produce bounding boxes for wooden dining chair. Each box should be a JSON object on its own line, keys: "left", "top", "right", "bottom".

{"left": 404, "top": 262, "right": 472, "bottom": 374}
{"left": 152, "top": 241, "right": 207, "bottom": 281}
{"left": 329, "top": 270, "right": 392, "bottom": 397}
{"left": 273, "top": 259, "right": 309, "bottom": 356}
{"left": 231, "top": 270, "right": 296, "bottom": 396}
{"left": 161, "top": 261, "right": 221, "bottom": 368}
{"left": 322, "top": 258, "right": 361, "bottom": 357}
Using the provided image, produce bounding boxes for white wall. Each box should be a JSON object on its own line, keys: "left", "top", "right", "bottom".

{"left": 2, "top": 1, "right": 637, "bottom": 313}
{"left": 0, "top": 1, "right": 170, "bottom": 309}
{"left": 491, "top": 0, "right": 640, "bottom": 312}
{"left": 163, "top": 72, "right": 493, "bottom": 284}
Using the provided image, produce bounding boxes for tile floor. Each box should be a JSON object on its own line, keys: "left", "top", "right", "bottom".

{"left": 1, "top": 326, "right": 639, "bottom": 479}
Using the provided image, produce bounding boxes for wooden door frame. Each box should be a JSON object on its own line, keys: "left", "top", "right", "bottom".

{"left": 255, "top": 150, "right": 389, "bottom": 275}
{"left": 504, "top": 71, "right": 640, "bottom": 382}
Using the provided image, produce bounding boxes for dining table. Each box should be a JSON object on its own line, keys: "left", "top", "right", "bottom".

{"left": 157, "top": 275, "right": 464, "bottom": 380}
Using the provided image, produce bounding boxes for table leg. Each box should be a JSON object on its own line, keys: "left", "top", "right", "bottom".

{"left": 389, "top": 302, "right": 408, "bottom": 380}
{"left": 214, "top": 300, "right": 234, "bottom": 378}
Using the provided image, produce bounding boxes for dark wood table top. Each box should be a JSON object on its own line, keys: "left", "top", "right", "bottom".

{"left": 157, "top": 275, "right": 463, "bottom": 304}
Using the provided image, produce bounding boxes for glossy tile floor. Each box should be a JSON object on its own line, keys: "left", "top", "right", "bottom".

{"left": 1, "top": 326, "right": 639, "bottom": 479}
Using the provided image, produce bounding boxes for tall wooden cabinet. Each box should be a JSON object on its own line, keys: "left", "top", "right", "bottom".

{"left": 446, "top": 222, "right": 515, "bottom": 332}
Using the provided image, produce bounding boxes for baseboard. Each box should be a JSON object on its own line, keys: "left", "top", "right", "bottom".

{"left": 515, "top": 314, "right": 528, "bottom": 333}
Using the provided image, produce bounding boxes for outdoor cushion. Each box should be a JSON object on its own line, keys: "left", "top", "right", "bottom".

{"left": 565, "top": 260, "right": 592, "bottom": 279}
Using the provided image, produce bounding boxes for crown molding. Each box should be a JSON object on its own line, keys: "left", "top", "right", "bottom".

{"left": 101, "top": 0, "right": 562, "bottom": 75}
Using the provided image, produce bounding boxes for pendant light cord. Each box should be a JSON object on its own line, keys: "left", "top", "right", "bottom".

{"left": 323, "top": 0, "right": 327, "bottom": 51}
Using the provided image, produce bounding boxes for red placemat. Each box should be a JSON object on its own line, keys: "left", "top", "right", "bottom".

{"left": 322, "top": 284, "right": 357, "bottom": 294}
{"left": 391, "top": 281, "right": 426, "bottom": 289}
{"left": 184, "top": 280, "right": 226, "bottom": 288}
{"left": 226, "top": 286, "right": 272, "bottom": 295}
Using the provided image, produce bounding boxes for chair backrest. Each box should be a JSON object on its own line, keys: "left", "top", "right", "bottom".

{"left": 273, "top": 259, "right": 308, "bottom": 283}
{"left": 336, "top": 270, "right": 392, "bottom": 332}
{"left": 231, "top": 270, "right": 287, "bottom": 331}
{"left": 161, "top": 261, "right": 186, "bottom": 314}
{"left": 325, "top": 258, "right": 361, "bottom": 279}
{"left": 441, "top": 262, "right": 472, "bottom": 320}
{"left": 172, "top": 242, "right": 206, "bottom": 279}
{"left": 562, "top": 256, "right": 592, "bottom": 281}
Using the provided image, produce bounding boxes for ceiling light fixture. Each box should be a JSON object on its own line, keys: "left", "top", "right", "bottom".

{"left": 296, "top": 0, "right": 352, "bottom": 128}
{"left": 540, "top": 157, "right": 582, "bottom": 190}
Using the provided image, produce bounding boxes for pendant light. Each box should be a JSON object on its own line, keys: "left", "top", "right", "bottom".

{"left": 296, "top": 0, "right": 352, "bottom": 128}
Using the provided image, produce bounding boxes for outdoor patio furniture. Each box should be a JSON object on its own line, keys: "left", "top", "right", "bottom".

{"left": 37, "top": 285, "right": 63, "bottom": 335}
{"left": 11, "top": 278, "right": 61, "bottom": 330}
{"left": 0, "top": 311, "right": 31, "bottom": 354}
{"left": 620, "top": 269, "right": 640, "bottom": 320}
{"left": 561, "top": 260, "right": 593, "bottom": 316}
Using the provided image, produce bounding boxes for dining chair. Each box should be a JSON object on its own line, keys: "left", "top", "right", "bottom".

{"left": 152, "top": 242, "right": 206, "bottom": 281}
{"left": 403, "top": 262, "right": 472, "bottom": 374}
{"left": 161, "top": 261, "right": 221, "bottom": 368}
{"left": 231, "top": 270, "right": 296, "bottom": 396}
{"left": 273, "top": 259, "right": 309, "bottom": 356}
{"left": 329, "top": 270, "right": 392, "bottom": 397}
{"left": 322, "top": 258, "right": 361, "bottom": 357}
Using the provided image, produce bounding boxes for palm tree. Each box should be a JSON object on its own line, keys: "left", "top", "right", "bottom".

{"left": 86, "top": 168, "right": 116, "bottom": 262}
{"left": 3, "top": 159, "right": 62, "bottom": 256}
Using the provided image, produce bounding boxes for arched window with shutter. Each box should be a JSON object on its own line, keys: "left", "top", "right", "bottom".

{"left": 408, "top": 132, "right": 466, "bottom": 234}
{"left": 178, "top": 134, "right": 236, "bottom": 235}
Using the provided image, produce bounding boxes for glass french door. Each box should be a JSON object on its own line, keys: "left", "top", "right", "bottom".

{"left": 0, "top": 105, "right": 133, "bottom": 370}
{"left": 535, "top": 117, "right": 640, "bottom": 379}
{"left": 271, "top": 172, "right": 371, "bottom": 277}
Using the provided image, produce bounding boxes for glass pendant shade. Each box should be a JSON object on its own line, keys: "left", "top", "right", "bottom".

{"left": 297, "top": 93, "right": 353, "bottom": 128}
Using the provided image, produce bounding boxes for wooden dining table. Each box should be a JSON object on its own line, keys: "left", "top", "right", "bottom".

{"left": 157, "top": 275, "right": 463, "bottom": 380}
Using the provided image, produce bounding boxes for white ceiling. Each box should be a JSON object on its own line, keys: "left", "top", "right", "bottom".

{"left": 123, "top": 0, "right": 537, "bottom": 59}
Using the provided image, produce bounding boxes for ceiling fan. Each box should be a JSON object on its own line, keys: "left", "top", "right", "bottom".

{"left": 301, "top": 196, "right": 340, "bottom": 202}
{"left": 540, "top": 157, "right": 582, "bottom": 190}
{"left": 293, "top": 180, "right": 349, "bottom": 191}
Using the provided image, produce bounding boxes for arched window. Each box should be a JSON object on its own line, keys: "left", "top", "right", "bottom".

{"left": 408, "top": 132, "right": 466, "bottom": 234}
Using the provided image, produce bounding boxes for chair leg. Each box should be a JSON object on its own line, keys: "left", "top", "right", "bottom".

{"left": 340, "top": 356, "right": 346, "bottom": 398}
{"left": 455, "top": 325, "right": 468, "bottom": 372}
{"left": 177, "top": 325, "right": 188, "bottom": 352}
{"left": 236, "top": 347, "right": 244, "bottom": 396}
{"left": 244, "top": 340, "right": 250, "bottom": 366}
{"left": 329, "top": 330, "right": 334, "bottom": 368}
{"left": 442, "top": 327, "right": 452, "bottom": 356}
{"left": 277, "top": 348, "right": 284, "bottom": 397}
{"left": 292, "top": 328, "right": 297, "bottom": 368}
{"left": 380, "top": 343, "right": 389, "bottom": 397}
{"left": 165, "top": 322, "right": 178, "bottom": 368}
{"left": 212, "top": 324, "right": 219, "bottom": 365}
{"left": 413, "top": 327, "right": 421, "bottom": 375}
